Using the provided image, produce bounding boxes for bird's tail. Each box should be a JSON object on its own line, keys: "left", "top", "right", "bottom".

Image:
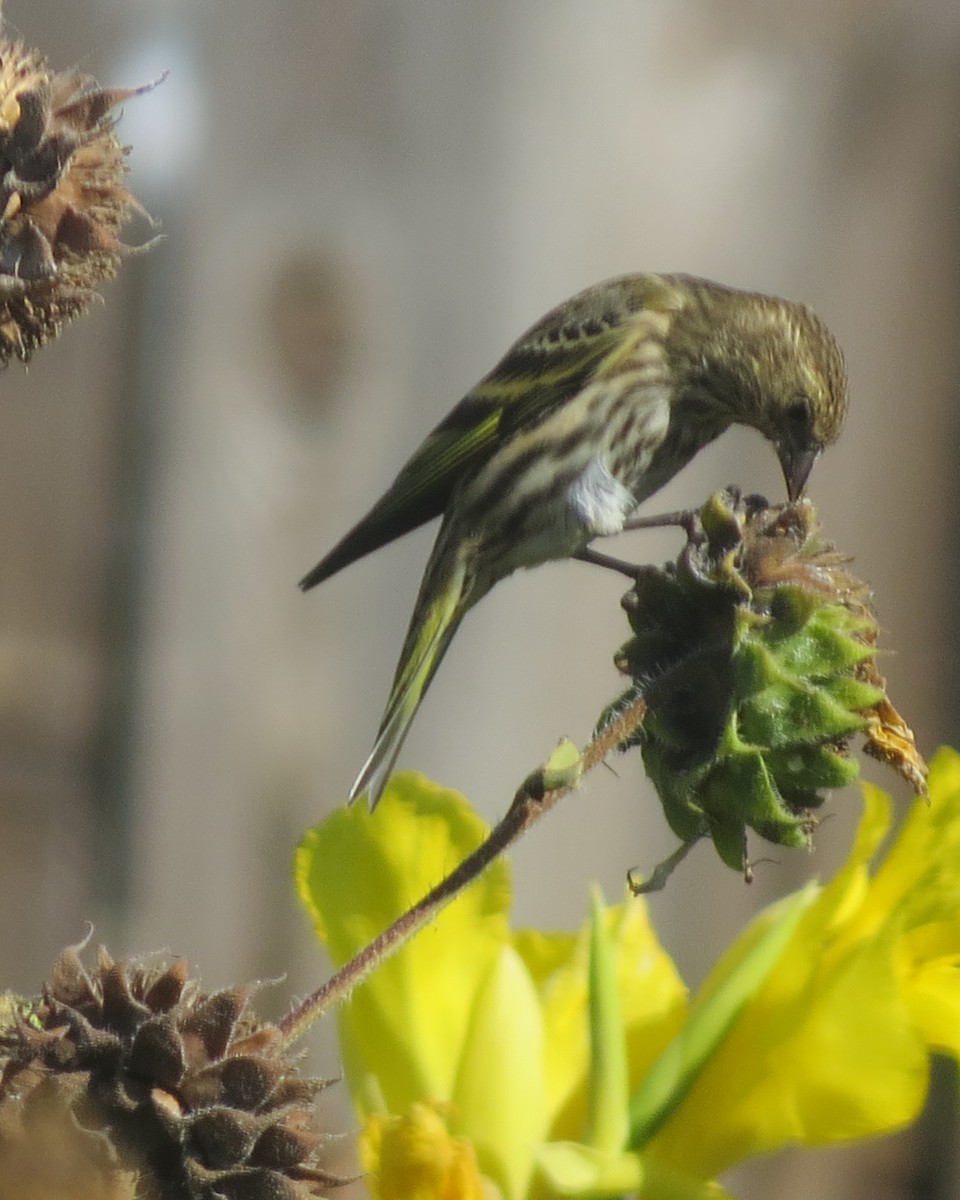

{"left": 349, "top": 545, "right": 471, "bottom": 808}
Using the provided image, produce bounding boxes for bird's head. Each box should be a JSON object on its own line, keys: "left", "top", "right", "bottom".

{"left": 754, "top": 300, "right": 848, "bottom": 501}
{"left": 679, "top": 282, "right": 849, "bottom": 502}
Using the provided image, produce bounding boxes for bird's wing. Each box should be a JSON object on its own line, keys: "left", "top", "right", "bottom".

{"left": 298, "top": 403, "right": 501, "bottom": 589}
{"left": 478, "top": 272, "right": 670, "bottom": 436}
{"left": 300, "top": 275, "right": 668, "bottom": 589}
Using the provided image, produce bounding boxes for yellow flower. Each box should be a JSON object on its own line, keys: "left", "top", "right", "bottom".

{"left": 296, "top": 751, "right": 960, "bottom": 1198}
{"left": 639, "top": 748, "right": 960, "bottom": 1179}
{"left": 296, "top": 772, "right": 686, "bottom": 1200}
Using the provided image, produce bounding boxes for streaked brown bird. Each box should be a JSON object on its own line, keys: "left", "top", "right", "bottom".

{"left": 300, "top": 273, "right": 848, "bottom": 806}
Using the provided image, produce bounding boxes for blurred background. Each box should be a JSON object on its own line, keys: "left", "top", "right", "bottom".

{"left": 1, "top": 0, "right": 959, "bottom": 1195}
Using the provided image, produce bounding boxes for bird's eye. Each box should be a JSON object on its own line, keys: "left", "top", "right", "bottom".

{"left": 786, "top": 395, "right": 813, "bottom": 430}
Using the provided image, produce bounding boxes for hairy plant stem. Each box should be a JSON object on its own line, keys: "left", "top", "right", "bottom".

{"left": 277, "top": 691, "right": 648, "bottom": 1050}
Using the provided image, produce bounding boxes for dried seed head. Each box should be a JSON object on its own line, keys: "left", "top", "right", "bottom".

{"left": 0, "top": 945, "right": 350, "bottom": 1199}
{"left": 598, "top": 490, "right": 927, "bottom": 873}
{"left": 0, "top": 36, "right": 159, "bottom": 363}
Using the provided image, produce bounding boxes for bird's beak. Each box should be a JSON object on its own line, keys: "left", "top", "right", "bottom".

{"left": 780, "top": 445, "right": 821, "bottom": 503}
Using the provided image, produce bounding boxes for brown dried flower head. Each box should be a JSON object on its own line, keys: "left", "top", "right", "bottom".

{"left": 0, "top": 945, "right": 349, "bottom": 1200}
{"left": 0, "top": 35, "right": 159, "bottom": 363}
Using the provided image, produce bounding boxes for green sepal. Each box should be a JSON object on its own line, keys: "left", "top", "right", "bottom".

{"left": 738, "top": 677, "right": 871, "bottom": 749}
{"left": 584, "top": 886, "right": 630, "bottom": 1154}
{"left": 537, "top": 1141, "right": 735, "bottom": 1198}
{"left": 627, "top": 885, "right": 815, "bottom": 1146}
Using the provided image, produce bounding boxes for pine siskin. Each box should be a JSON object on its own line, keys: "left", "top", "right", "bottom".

{"left": 300, "top": 273, "right": 848, "bottom": 807}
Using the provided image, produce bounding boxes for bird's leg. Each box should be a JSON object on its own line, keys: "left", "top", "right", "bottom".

{"left": 576, "top": 505, "right": 706, "bottom": 577}
{"left": 621, "top": 507, "right": 700, "bottom": 537}
{"left": 573, "top": 546, "right": 639, "bottom": 578}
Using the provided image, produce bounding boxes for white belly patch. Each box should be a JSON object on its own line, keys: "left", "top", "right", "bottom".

{"left": 567, "top": 457, "right": 637, "bottom": 536}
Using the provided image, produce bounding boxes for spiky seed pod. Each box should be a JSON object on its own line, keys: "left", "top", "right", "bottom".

{"left": 0, "top": 946, "right": 348, "bottom": 1200}
{"left": 0, "top": 36, "right": 158, "bottom": 363}
{"left": 599, "top": 490, "right": 927, "bottom": 872}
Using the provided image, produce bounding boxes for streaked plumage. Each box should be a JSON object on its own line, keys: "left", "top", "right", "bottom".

{"left": 301, "top": 273, "right": 848, "bottom": 806}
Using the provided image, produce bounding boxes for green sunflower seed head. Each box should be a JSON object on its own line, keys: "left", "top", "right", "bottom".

{"left": 599, "top": 490, "right": 926, "bottom": 872}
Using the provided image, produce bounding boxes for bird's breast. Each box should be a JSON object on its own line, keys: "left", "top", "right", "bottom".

{"left": 452, "top": 373, "right": 675, "bottom": 584}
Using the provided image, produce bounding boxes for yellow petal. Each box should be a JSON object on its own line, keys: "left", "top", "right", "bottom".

{"left": 866, "top": 748, "right": 960, "bottom": 933}
{"left": 643, "top": 783, "right": 931, "bottom": 1177}
{"left": 296, "top": 772, "right": 511, "bottom": 1115}
{"left": 537, "top": 1142, "right": 733, "bottom": 1199}
{"left": 630, "top": 887, "right": 814, "bottom": 1151}
{"left": 536, "top": 1142, "right": 643, "bottom": 1197}
{"left": 454, "top": 947, "right": 549, "bottom": 1200}
{"left": 854, "top": 751, "right": 960, "bottom": 1060}
{"left": 897, "top": 915, "right": 960, "bottom": 1057}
